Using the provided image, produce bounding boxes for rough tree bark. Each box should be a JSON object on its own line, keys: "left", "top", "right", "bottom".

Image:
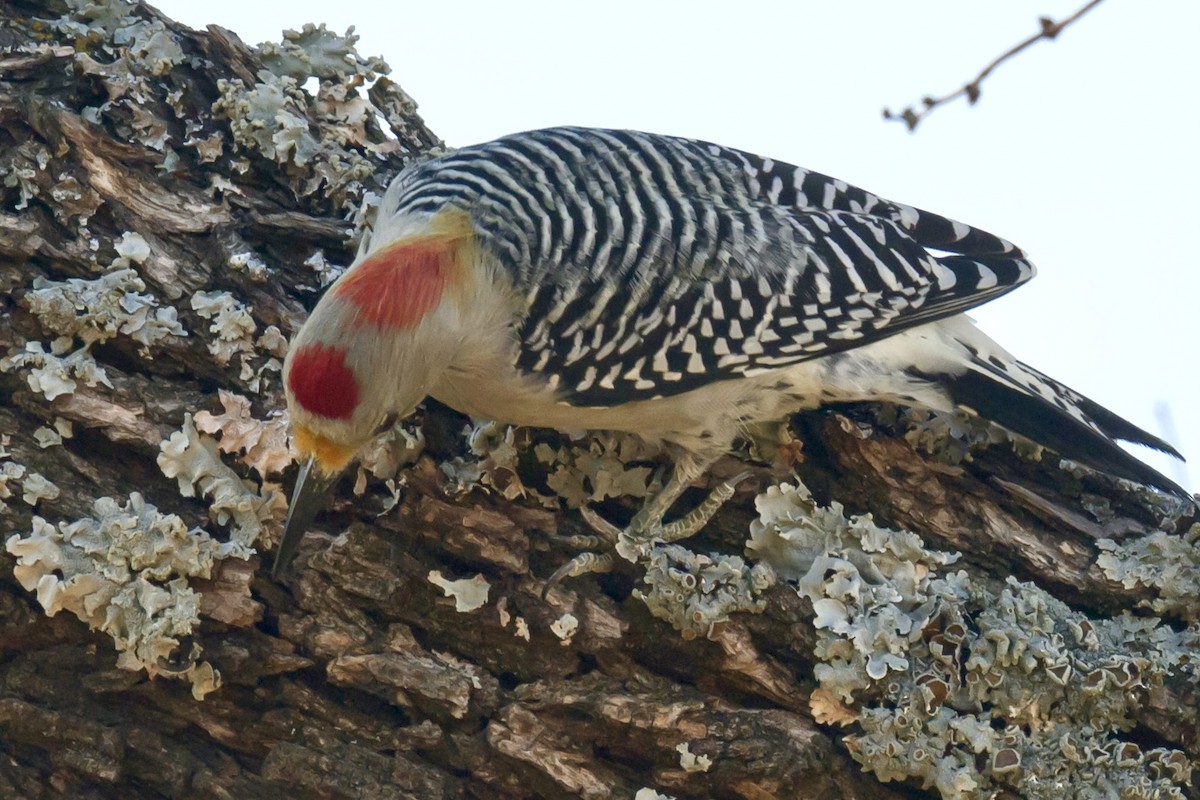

{"left": 1, "top": 3, "right": 1197, "bottom": 799}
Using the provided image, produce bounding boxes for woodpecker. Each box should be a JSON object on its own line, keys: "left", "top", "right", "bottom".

{"left": 276, "top": 126, "right": 1187, "bottom": 580}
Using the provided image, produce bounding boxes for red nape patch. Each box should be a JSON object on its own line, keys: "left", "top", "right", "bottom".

{"left": 334, "top": 238, "right": 460, "bottom": 330}
{"left": 287, "top": 344, "right": 360, "bottom": 420}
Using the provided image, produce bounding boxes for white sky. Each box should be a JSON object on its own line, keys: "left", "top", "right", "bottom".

{"left": 155, "top": 0, "right": 1199, "bottom": 490}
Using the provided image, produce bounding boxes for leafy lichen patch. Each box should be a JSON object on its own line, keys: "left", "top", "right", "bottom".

{"left": 428, "top": 571, "right": 491, "bottom": 613}
{"left": 6, "top": 493, "right": 225, "bottom": 699}
{"left": 1096, "top": 525, "right": 1200, "bottom": 619}
{"left": 635, "top": 545, "right": 775, "bottom": 641}
{"left": 194, "top": 390, "right": 294, "bottom": 480}
{"left": 27, "top": 266, "right": 187, "bottom": 353}
{"left": 157, "top": 413, "right": 285, "bottom": 555}
{"left": 0, "top": 340, "right": 114, "bottom": 401}
{"left": 747, "top": 480, "right": 1196, "bottom": 798}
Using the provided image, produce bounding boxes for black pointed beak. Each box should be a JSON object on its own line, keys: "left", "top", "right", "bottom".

{"left": 273, "top": 456, "right": 341, "bottom": 580}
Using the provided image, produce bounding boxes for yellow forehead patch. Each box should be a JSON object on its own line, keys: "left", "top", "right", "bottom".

{"left": 293, "top": 422, "right": 358, "bottom": 475}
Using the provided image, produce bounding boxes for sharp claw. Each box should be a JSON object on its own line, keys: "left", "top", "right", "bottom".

{"left": 542, "top": 551, "right": 615, "bottom": 599}
{"left": 728, "top": 469, "right": 757, "bottom": 487}
{"left": 647, "top": 464, "right": 668, "bottom": 494}
{"left": 579, "top": 505, "right": 622, "bottom": 543}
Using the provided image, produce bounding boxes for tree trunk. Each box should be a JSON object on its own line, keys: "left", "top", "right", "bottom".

{"left": 1, "top": 3, "right": 1197, "bottom": 798}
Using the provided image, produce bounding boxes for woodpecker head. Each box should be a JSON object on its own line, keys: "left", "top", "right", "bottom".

{"left": 275, "top": 210, "right": 475, "bottom": 577}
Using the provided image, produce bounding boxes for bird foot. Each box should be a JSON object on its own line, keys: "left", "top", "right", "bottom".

{"left": 541, "top": 469, "right": 756, "bottom": 598}
{"left": 617, "top": 469, "right": 756, "bottom": 558}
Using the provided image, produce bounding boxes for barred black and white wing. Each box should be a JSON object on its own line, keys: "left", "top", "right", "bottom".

{"left": 386, "top": 127, "right": 1034, "bottom": 406}
{"left": 380, "top": 126, "right": 1187, "bottom": 498}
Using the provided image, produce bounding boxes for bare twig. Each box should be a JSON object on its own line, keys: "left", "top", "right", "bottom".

{"left": 883, "top": 0, "right": 1106, "bottom": 131}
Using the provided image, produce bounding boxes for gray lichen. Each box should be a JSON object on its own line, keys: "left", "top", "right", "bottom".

{"left": 53, "top": 0, "right": 190, "bottom": 174}
{"left": 187, "top": 291, "right": 288, "bottom": 393}
{"left": 3, "top": 391, "right": 283, "bottom": 700}
{"left": 352, "top": 418, "right": 424, "bottom": 501}
{"left": 210, "top": 23, "right": 399, "bottom": 212}
{"left": 0, "top": 459, "right": 23, "bottom": 514}
{"left": 194, "top": 390, "right": 293, "bottom": 481}
{"left": 1, "top": 232, "right": 187, "bottom": 405}
{"left": 4, "top": 409, "right": 288, "bottom": 699}
{"left": 443, "top": 421, "right": 548, "bottom": 504}
{"left": 213, "top": 75, "right": 325, "bottom": 168}
{"left": 26, "top": 263, "right": 187, "bottom": 354}
{"left": 226, "top": 249, "right": 270, "bottom": 282}
{"left": 0, "top": 142, "right": 53, "bottom": 212}
{"left": 0, "top": 340, "right": 114, "bottom": 401}
{"left": 427, "top": 571, "right": 491, "bottom": 613}
{"left": 635, "top": 545, "right": 775, "bottom": 640}
{"left": 157, "top": 413, "right": 286, "bottom": 556}
{"left": 749, "top": 482, "right": 963, "bottom": 696}
{"left": 19, "top": 472, "right": 60, "bottom": 507}
{"left": 33, "top": 426, "right": 63, "bottom": 449}
{"left": 258, "top": 23, "right": 388, "bottom": 82}
{"left": 57, "top": 0, "right": 187, "bottom": 77}
{"left": 534, "top": 433, "right": 657, "bottom": 509}
{"left": 0, "top": 450, "right": 60, "bottom": 513}
{"left": 549, "top": 612, "right": 579, "bottom": 643}
{"left": 634, "top": 790, "right": 676, "bottom": 800}
{"left": 747, "top": 481, "right": 1196, "bottom": 798}
{"left": 5, "top": 493, "right": 224, "bottom": 699}
{"left": 453, "top": 425, "right": 778, "bottom": 636}
{"left": 189, "top": 290, "right": 257, "bottom": 368}
{"left": 900, "top": 407, "right": 1014, "bottom": 466}
{"left": 451, "top": 428, "right": 669, "bottom": 583}
{"left": 850, "top": 707, "right": 1193, "bottom": 800}
{"left": 1096, "top": 525, "right": 1200, "bottom": 619}
{"left": 303, "top": 249, "right": 345, "bottom": 287}
{"left": 1, "top": 0, "right": 440, "bottom": 713}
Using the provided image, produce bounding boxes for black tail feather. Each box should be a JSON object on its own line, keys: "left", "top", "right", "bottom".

{"left": 1012, "top": 361, "right": 1184, "bottom": 460}
{"left": 937, "top": 368, "right": 1189, "bottom": 499}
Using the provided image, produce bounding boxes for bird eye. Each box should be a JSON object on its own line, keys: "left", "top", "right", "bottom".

{"left": 373, "top": 411, "right": 399, "bottom": 435}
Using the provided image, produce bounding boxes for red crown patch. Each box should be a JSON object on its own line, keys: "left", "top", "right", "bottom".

{"left": 288, "top": 343, "right": 360, "bottom": 420}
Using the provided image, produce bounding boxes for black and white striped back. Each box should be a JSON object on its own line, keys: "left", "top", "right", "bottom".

{"left": 382, "top": 127, "right": 1036, "bottom": 406}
